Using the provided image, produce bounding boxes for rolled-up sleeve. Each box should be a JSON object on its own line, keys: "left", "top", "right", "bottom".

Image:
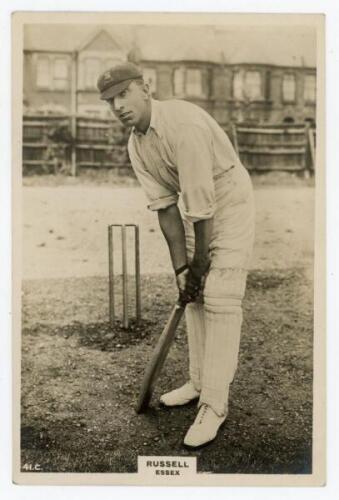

{"left": 128, "top": 138, "right": 178, "bottom": 211}
{"left": 175, "top": 124, "right": 216, "bottom": 222}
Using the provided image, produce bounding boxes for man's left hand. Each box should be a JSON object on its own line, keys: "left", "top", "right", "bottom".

{"left": 185, "top": 257, "right": 211, "bottom": 301}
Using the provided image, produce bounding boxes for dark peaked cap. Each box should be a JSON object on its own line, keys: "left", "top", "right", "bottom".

{"left": 97, "top": 62, "right": 143, "bottom": 100}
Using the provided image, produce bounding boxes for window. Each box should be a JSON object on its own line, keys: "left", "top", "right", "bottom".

{"left": 304, "top": 74, "right": 316, "bottom": 103}
{"left": 173, "top": 67, "right": 185, "bottom": 96}
{"left": 143, "top": 68, "right": 157, "bottom": 95}
{"left": 233, "top": 71, "right": 243, "bottom": 100}
{"left": 265, "top": 70, "right": 271, "bottom": 100}
{"left": 244, "top": 71, "right": 261, "bottom": 100}
{"left": 84, "top": 58, "right": 101, "bottom": 89}
{"left": 37, "top": 57, "right": 50, "bottom": 88}
{"left": 173, "top": 67, "right": 205, "bottom": 97}
{"left": 232, "top": 70, "right": 262, "bottom": 100}
{"left": 282, "top": 74, "right": 296, "bottom": 102}
{"left": 186, "top": 69, "right": 203, "bottom": 97}
{"left": 53, "top": 58, "right": 68, "bottom": 90}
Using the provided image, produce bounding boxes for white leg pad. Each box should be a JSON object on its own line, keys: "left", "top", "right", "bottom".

{"left": 199, "top": 268, "right": 248, "bottom": 416}
{"left": 185, "top": 301, "right": 206, "bottom": 392}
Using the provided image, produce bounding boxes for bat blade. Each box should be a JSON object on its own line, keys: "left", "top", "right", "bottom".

{"left": 135, "top": 303, "right": 185, "bottom": 414}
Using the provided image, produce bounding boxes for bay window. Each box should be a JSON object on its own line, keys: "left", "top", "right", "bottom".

{"left": 84, "top": 58, "right": 101, "bottom": 89}
{"left": 232, "top": 70, "right": 262, "bottom": 101}
{"left": 186, "top": 69, "right": 203, "bottom": 97}
{"left": 282, "top": 74, "right": 296, "bottom": 102}
{"left": 173, "top": 67, "right": 185, "bottom": 96}
{"left": 53, "top": 58, "right": 68, "bottom": 90}
{"left": 36, "top": 57, "right": 50, "bottom": 88}
{"left": 173, "top": 67, "right": 205, "bottom": 97}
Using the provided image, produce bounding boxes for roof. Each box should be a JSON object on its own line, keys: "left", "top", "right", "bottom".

{"left": 24, "top": 24, "right": 316, "bottom": 68}
{"left": 216, "top": 26, "right": 316, "bottom": 67}
{"left": 131, "top": 26, "right": 222, "bottom": 63}
{"left": 24, "top": 24, "right": 132, "bottom": 53}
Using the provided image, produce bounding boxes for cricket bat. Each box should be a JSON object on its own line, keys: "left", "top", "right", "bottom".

{"left": 135, "top": 301, "right": 185, "bottom": 414}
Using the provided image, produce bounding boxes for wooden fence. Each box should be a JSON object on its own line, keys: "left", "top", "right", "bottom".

{"left": 23, "top": 115, "right": 316, "bottom": 176}
{"left": 231, "top": 123, "right": 316, "bottom": 173}
{"left": 76, "top": 117, "right": 129, "bottom": 169}
{"left": 23, "top": 115, "right": 71, "bottom": 172}
{"left": 23, "top": 115, "right": 130, "bottom": 175}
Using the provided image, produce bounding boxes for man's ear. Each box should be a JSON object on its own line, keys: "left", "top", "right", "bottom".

{"left": 143, "top": 82, "right": 150, "bottom": 99}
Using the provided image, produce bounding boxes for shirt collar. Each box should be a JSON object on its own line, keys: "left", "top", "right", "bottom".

{"left": 133, "top": 99, "right": 162, "bottom": 138}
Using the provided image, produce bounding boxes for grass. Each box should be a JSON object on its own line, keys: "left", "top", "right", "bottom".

{"left": 20, "top": 268, "right": 313, "bottom": 474}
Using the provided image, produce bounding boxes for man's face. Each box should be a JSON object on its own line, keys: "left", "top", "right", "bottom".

{"left": 106, "top": 81, "right": 149, "bottom": 129}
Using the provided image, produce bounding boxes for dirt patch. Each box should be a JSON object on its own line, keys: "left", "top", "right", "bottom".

{"left": 21, "top": 268, "right": 313, "bottom": 474}
{"left": 22, "top": 184, "right": 314, "bottom": 280}
{"left": 22, "top": 169, "right": 314, "bottom": 188}
{"left": 246, "top": 270, "right": 287, "bottom": 289}
{"left": 23, "top": 319, "right": 155, "bottom": 351}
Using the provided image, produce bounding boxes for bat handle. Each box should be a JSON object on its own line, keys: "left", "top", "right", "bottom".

{"left": 177, "top": 296, "right": 188, "bottom": 309}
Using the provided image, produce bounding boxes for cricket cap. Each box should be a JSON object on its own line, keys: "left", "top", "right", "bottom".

{"left": 97, "top": 62, "right": 143, "bottom": 100}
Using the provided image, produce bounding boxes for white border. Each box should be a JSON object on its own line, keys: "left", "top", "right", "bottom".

{"left": 1, "top": 0, "right": 338, "bottom": 499}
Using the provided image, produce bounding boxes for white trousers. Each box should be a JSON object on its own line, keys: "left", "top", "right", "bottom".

{"left": 183, "top": 164, "right": 255, "bottom": 417}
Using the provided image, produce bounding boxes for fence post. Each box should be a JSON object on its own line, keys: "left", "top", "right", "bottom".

{"left": 307, "top": 125, "right": 316, "bottom": 172}
{"left": 70, "top": 52, "right": 77, "bottom": 176}
{"left": 231, "top": 122, "right": 239, "bottom": 156}
{"left": 303, "top": 123, "right": 311, "bottom": 179}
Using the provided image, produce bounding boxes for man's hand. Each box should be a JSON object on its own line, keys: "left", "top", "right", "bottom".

{"left": 175, "top": 264, "right": 201, "bottom": 305}
{"left": 184, "top": 217, "right": 213, "bottom": 302}
{"left": 175, "top": 265, "right": 191, "bottom": 305}
{"left": 175, "top": 257, "right": 210, "bottom": 305}
{"left": 185, "top": 256, "right": 211, "bottom": 301}
{"left": 189, "top": 256, "right": 211, "bottom": 280}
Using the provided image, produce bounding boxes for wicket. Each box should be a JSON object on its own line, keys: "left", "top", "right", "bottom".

{"left": 108, "top": 224, "right": 141, "bottom": 329}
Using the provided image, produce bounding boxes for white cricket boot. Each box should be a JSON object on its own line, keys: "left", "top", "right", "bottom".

{"left": 159, "top": 381, "right": 200, "bottom": 407}
{"left": 183, "top": 403, "right": 227, "bottom": 448}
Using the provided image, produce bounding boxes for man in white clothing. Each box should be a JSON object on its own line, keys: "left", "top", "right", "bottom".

{"left": 97, "top": 62, "right": 255, "bottom": 448}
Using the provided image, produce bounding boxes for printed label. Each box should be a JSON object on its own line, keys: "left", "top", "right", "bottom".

{"left": 138, "top": 456, "right": 197, "bottom": 480}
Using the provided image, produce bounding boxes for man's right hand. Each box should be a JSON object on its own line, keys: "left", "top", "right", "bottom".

{"left": 175, "top": 265, "right": 200, "bottom": 305}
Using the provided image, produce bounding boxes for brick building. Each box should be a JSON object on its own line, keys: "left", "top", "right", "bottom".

{"left": 23, "top": 25, "right": 316, "bottom": 126}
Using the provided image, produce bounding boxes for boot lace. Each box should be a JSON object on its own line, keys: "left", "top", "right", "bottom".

{"left": 197, "top": 404, "right": 209, "bottom": 424}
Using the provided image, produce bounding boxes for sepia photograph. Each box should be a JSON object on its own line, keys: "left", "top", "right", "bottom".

{"left": 12, "top": 11, "right": 325, "bottom": 487}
